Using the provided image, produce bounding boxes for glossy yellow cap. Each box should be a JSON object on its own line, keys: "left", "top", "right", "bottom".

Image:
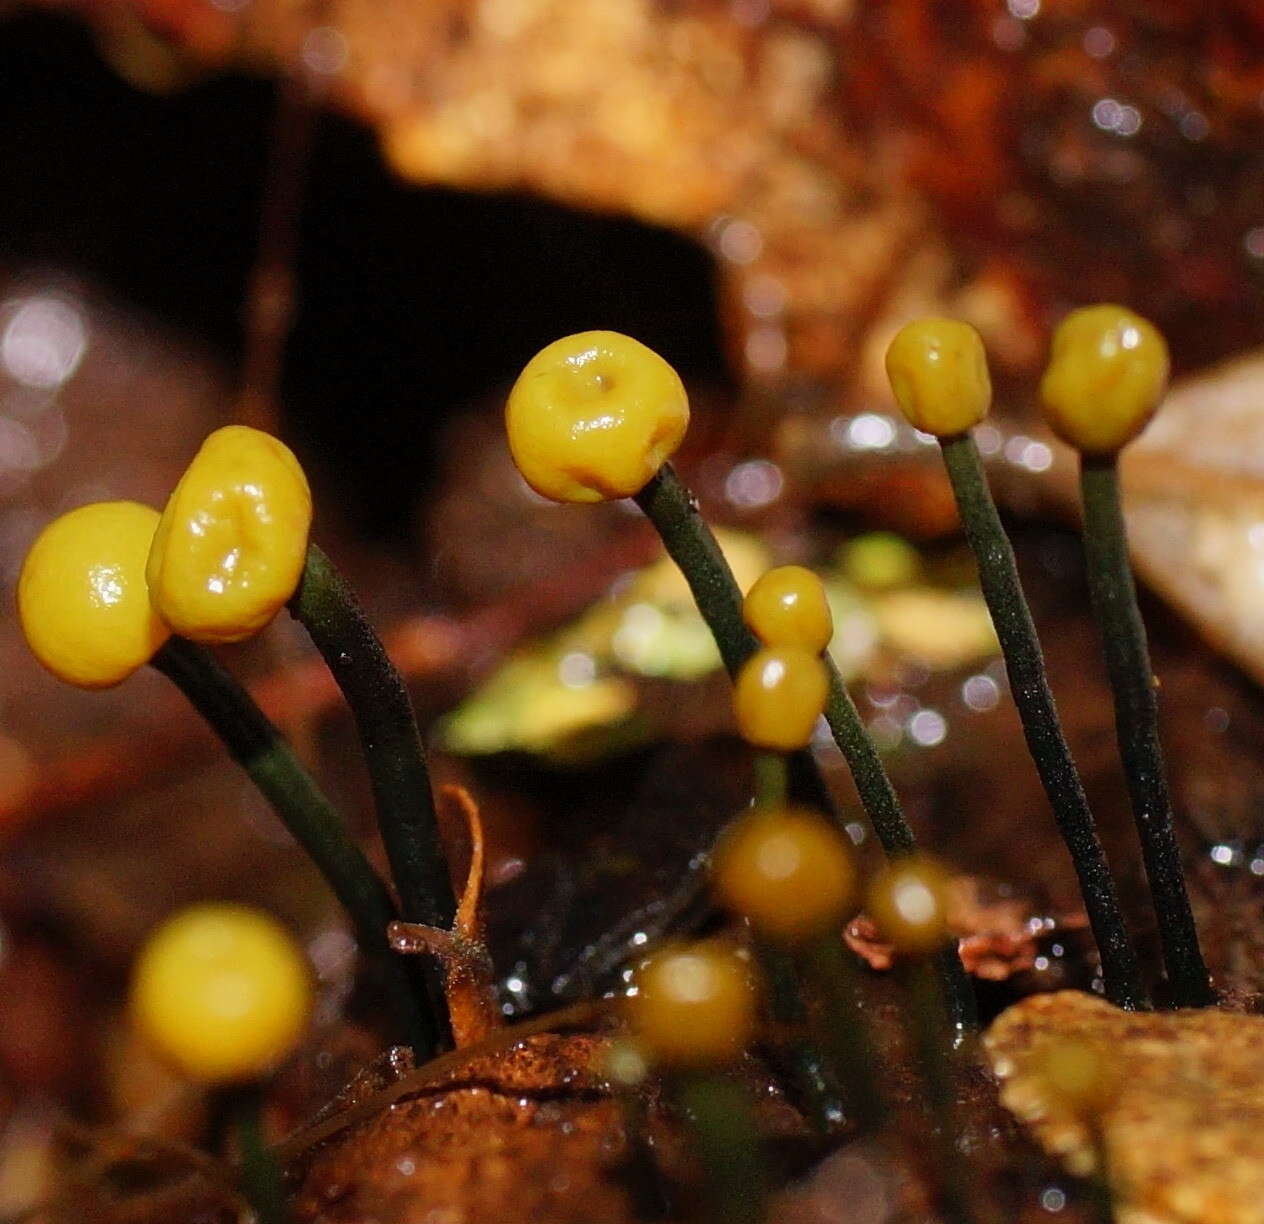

{"left": 18, "top": 501, "right": 170, "bottom": 689}
{"left": 733, "top": 645, "right": 828, "bottom": 751}
{"left": 713, "top": 806, "right": 857, "bottom": 942}
{"left": 130, "top": 903, "right": 313, "bottom": 1082}
{"left": 506, "top": 331, "right": 689, "bottom": 503}
{"left": 885, "top": 317, "right": 992, "bottom": 437}
{"left": 1039, "top": 304, "right": 1169, "bottom": 455}
{"left": 742, "top": 565, "right": 833, "bottom": 653}
{"left": 866, "top": 855, "right": 952, "bottom": 957}
{"left": 147, "top": 425, "right": 312, "bottom": 643}
{"left": 627, "top": 941, "right": 756, "bottom": 1068}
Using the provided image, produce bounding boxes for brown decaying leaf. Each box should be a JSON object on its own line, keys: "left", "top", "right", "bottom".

{"left": 289, "top": 1032, "right": 637, "bottom": 1224}
{"left": 846, "top": 874, "right": 1085, "bottom": 982}
{"left": 987, "top": 990, "right": 1264, "bottom": 1224}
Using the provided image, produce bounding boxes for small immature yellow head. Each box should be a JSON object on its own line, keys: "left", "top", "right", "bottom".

{"left": 18, "top": 501, "right": 170, "bottom": 689}
{"left": 712, "top": 805, "right": 858, "bottom": 943}
{"left": 866, "top": 855, "right": 953, "bottom": 957}
{"left": 147, "top": 425, "right": 312, "bottom": 644}
{"left": 742, "top": 565, "right": 834, "bottom": 654}
{"left": 733, "top": 644, "right": 829, "bottom": 751}
{"left": 130, "top": 903, "right": 313, "bottom": 1083}
{"left": 885, "top": 318, "right": 992, "bottom": 438}
{"left": 1039, "top": 304, "right": 1169, "bottom": 455}
{"left": 1029, "top": 1037, "right": 1117, "bottom": 1119}
{"left": 627, "top": 941, "right": 756, "bottom": 1068}
{"left": 505, "top": 330, "right": 689, "bottom": 503}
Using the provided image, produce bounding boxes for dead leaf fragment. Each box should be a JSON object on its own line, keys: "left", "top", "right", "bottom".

{"left": 985, "top": 991, "right": 1264, "bottom": 1224}
{"left": 846, "top": 876, "right": 1080, "bottom": 981}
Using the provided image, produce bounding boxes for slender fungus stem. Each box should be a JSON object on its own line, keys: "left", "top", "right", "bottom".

{"left": 641, "top": 464, "right": 976, "bottom": 1029}
{"left": 628, "top": 943, "right": 767, "bottom": 1224}
{"left": 714, "top": 808, "right": 884, "bottom": 1133}
{"left": 1038, "top": 303, "right": 1211, "bottom": 1006}
{"left": 868, "top": 857, "right": 975, "bottom": 1224}
{"left": 289, "top": 544, "right": 456, "bottom": 934}
{"left": 1028, "top": 1038, "right": 1119, "bottom": 1223}
{"left": 1078, "top": 460, "right": 1213, "bottom": 1005}
{"left": 635, "top": 465, "right": 757, "bottom": 676}
{"left": 675, "top": 1074, "right": 769, "bottom": 1224}
{"left": 151, "top": 637, "right": 435, "bottom": 1054}
{"left": 938, "top": 435, "right": 1147, "bottom": 1011}
{"left": 801, "top": 935, "right": 886, "bottom": 1132}
{"left": 637, "top": 466, "right": 926, "bottom": 859}
{"left": 232, "top": 1087, "right": 289, "bottom": 1224}
{"left": 1085, "top": 1120, "right": 1118, "bottom": 1224}
{"left": 755, "top": 941, "right": 847, "bottom": 1135}
{"left": 900, "top": 961, "right": 975, "bottom": 1224}
{"left": 753, "top": 752, "right": 788, "bottom": 809}
{"left": 823, "top": 666, "right": 914, "bottom": 857}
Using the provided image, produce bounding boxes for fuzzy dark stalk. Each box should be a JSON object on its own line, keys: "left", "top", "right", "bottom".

{"left": 756, "top": 941, "right": 848, "bottom": 1136}
{"left": 636, "top": 463, "right": 976, "bottom": 1029}
{"left": 800, "top": 934, "right": 886, "bottom": 1132}
{"left": 1078, "top": 459, "right": 1213, "bottom": 1006}
{"left": 674, "top": 1073, "right": 768, "bottom": 1224}
{"left": 900, "top": 960, "right": 976, "bottom": 1224}
{"left": 290, "top": 545, "right": 456, "bottom": 932}
{"left": 152, "top": 636, "right": 435, "bottom": 1055}
{"left": 753, "top": 751, "right": 788, "bottom": 809}
{"left": 938, "top": 435, "right": 1148, "bottom": 1012}
{"left": 231, "top": 1086, "right": 289, "bottom": 1224}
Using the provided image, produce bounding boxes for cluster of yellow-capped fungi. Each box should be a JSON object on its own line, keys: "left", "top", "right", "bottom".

{"left": 15, "top": 304, "right": 1202, "bottom": 1221}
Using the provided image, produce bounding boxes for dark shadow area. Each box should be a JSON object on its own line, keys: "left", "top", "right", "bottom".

{"left": 0, "top": 11, "right": 731, "bottom": 538}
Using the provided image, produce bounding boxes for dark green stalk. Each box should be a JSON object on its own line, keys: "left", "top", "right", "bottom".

{"left": 231, "top": 1086, "right": 288, "bottom": 1224}
{"left": 938, "top": 435, "right": 1148, "bottom": 1012}
{"left": 1084, "top": 1119, "right": 1117, "bottom": 1223}
{"left": 800, "top": 934, "right": 885, "bottom": 1132}
{"left": 756, "top": 940, "right": 847, "bottom": 1136}
{"left": 635, "top": 465, "right": 756, "bottom": 676}
{"left": 674, "top": 1073, "right": 768, "bottom": 1224}
{"left": 753, "top": 752, "right": 788, "bottom": 809}
{"left": 900, "top": 961, "right": 975, "bottom": 1224}
{"left": 637, "top": 464, "right": 976, "bottom": 1030}
{"left": 289, "top": 545, "right": 456, "bottom": 934}
{"left": 824, "top": 668, "right": 977, "bottom": 1036}
{"left": 637, "top": 466, "right": 920, "bottom": 854}
{"left": 151, "top": 637, "right": 435, "bottom": 1055}
{"left": 617, "top": 1090, "right": 672, "bottom": 1219}
{"left": 1078, "top": 460, "right": 1213, "bottom": 1006}
{"left": 823, "top": 666, "right": 914, "bottom": 857}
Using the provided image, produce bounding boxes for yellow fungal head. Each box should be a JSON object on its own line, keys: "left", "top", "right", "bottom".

{"left": 742, "top": 565, "right": 834, "bottom": 654}
{"left": 505, "top": 330, "right": 689, "bottom": 503}
{"left": 1039, "top": 304, "right": 1169, "bottom": 455}
{"left": 733, "top": 644, "right": 829, "bottom": 751}
{"left": 712, "top": 805, "right": 858, "bottom": 943}
{"left": 884, "top": 317, "right": 992, "bottom": 438}
{"left": 147, "top": 425, "right": 312, "bottom": 643}
{"left": 627, "top": 940, "right": 756, "bottom": 1068}
{"left": 130, "top": 903, "right": 313, "bottom": 1083}
{"left": 1029, "top": 1037, "right": 1117, "bottom": 1119}
{"left": 18, "top": 501, "right": 170, "bottom": 689}
{"left": 866, "top": 855, "right": 952, "bottom": 957}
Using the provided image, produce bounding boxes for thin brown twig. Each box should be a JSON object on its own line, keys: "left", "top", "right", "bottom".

{"left": 235, "top": 9, "right": 330, "bottom": 431}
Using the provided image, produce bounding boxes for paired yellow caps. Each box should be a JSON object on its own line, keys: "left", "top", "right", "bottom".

{"left": 885, "top": 305, "right": 1168, "bottom": 456}
{"left": 18, "top": 425, "right": 313, "bottom": 688}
